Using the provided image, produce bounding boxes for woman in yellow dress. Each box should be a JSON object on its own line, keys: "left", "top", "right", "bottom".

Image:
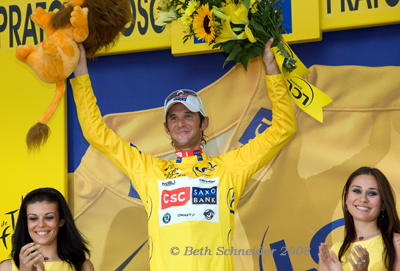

{"left": 0, "top": 188, "right": 94, "bottom": 271}
{"left": 318, "top": 167, "right": 400, "bottom": 271}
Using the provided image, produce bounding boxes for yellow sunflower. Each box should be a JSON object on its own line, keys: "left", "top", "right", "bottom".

{"left": 193, "top": 3, "right": 215, "bottom": 44}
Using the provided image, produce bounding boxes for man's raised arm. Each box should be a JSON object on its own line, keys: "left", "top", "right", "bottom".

{"left": 69, "top": 44, "right": 152, "bottom": 199}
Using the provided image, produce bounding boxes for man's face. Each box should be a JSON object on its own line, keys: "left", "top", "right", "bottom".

{"left": 164, "top": 103, "right": 208, "bottom": 151}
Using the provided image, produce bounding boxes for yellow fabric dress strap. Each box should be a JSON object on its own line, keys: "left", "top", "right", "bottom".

{"left": 11, "top": 260, "right": 74, "bottom": 271}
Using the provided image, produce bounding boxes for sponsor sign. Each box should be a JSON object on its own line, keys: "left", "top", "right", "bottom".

{"left": 322, "top": 0, "right": 400, "bottom": 31}
{"left": 1, "top": 0, "right": 398, "bottom": 55}
{"left": 0, "top": 0, "right": 169, "bottom": 53}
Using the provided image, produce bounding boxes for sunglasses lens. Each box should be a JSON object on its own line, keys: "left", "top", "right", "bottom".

{"left": 165, "top": 90, "right": 201, "bottom": 106}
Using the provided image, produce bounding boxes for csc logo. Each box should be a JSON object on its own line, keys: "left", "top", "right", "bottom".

{"left": 161, "top": 187, "right": 190, "bottom": 210}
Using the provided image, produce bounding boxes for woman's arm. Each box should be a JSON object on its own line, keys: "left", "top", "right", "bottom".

{"left": 393, "top": 233, "right": 400, "bottom": 269}
{"left": 0, "top": 260, "right": 11, "bottom": 271}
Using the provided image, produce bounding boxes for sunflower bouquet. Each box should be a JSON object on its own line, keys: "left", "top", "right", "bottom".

{"left": 155, "top": 0, "right": 297, "bottom": 72}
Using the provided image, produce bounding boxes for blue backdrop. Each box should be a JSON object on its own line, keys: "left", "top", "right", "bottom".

{"left": 67, "top": 23, "right": 400, "bottom": 172}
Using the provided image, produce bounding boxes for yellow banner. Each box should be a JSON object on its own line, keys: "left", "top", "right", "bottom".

{"left": 0, "top": 0, "right": 170, "bottom": 54}
{"left": 321, "top": 0, "right": 400, "bottom": 31}
{"left": 0, "top": 0, "right": 68, "bottom": 261}
{"left": 0, "top": 50, "right": 68, "bottom": 261}
{"left": 2, "top": 0, "right": 398, "bottom": 54}
{"left": 272, "top": 46, "right": 332, "bottom": 122}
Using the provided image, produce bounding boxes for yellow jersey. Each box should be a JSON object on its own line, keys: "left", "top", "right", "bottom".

{"left": 71, "top": 64, "right": 296, "bottom": 271}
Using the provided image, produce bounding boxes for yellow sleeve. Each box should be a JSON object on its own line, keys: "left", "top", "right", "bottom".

{"left": 70, "top": 74, "right": 158, "bottom": 202}
{"left": 217, "top": 74, "right": 296, "bottom": 197}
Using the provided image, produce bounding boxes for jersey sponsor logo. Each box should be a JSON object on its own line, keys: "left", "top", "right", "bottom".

{"left": 162, "top": 180, "right": 176, "bottom": 187}
{"left": 193, "top": 162, "right": 217, "bottom": 177}
{"left": 158, "top": 177, "right": 220, "bottom": 226}
{"left": 203, "top": 209, "right": 215, "bottom": 220}
{"left": 163, "top": 213, "right": 171, "bottom": 224}
{"left": 177, "top": 213, "right": 195, "bottom": 217}
{"left": 164, "top": 165, "right": 185, "bottom": 179}
{"left": 161, "top": 187, "right": 190, "bottom": 210}
{"left": 192, "top": 186, "right": 217, "bottom": 204}
{"left": 199, "top": 178, "right": 215, "bottom": 184}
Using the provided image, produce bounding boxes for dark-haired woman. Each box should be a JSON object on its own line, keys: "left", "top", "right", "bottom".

{"left": 0, "top": 188, "right": 94, "bottom": 271}
{"left": 318, "top": 167, "right": 400, "bottom": 271}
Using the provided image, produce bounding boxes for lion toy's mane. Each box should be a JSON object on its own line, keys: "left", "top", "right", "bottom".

{"left": 52, "top": 0, "right": 132, "bottom": 58}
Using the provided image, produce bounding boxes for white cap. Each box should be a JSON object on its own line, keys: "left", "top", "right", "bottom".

{"left": 164, "top": 89, "right": 206, "bottom": 120}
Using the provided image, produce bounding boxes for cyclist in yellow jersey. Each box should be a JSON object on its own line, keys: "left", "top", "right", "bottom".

{"left": 70, "top": 38, "right": 296, "bottom": 271}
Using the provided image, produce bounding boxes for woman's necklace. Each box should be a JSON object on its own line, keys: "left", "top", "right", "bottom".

{"left": 357, "top": 231, "right": 381, "bottom": 241}
{"left": 43, "top": 256, "right": 60, "bottom": 261}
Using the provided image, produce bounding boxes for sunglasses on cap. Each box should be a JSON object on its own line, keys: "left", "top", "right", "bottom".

{"left": 164, "top": 89, "right": 206, "bottom": 119}
{"left": 164, "top": 90, "right": 203, "bottom": 106}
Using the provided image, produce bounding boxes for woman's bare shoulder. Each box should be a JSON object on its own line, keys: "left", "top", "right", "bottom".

{"left": 0, "top": 260, "right": 12, "bottom": 271}
{"left": 83, "top": 259, "right": 95, "bottom": 271}
{"left": 394, "top": 233, "right": 400, "bottom": 243}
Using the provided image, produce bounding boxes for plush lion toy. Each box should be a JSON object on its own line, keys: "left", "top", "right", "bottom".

{"left": 16, "top": 0, "right": 132, "bottom": 151}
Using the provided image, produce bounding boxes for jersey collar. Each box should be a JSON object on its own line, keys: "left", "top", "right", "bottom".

{"left": 175, "top": 149, "right": 203, "bottom": 163}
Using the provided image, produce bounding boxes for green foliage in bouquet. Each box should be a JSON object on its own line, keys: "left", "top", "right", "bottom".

{"left": 155, "top": 0, "right": 297, "bottom": 72}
